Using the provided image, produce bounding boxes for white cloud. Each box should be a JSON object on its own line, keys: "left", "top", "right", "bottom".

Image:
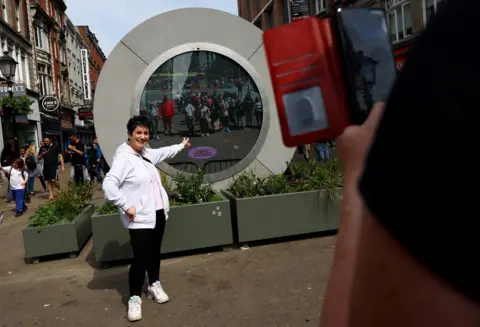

{"left": 65, "top": 0, "right": 238, "bottom": 57}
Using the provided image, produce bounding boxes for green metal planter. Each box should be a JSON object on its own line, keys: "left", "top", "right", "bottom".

{"left": 222, "top": 189, "right": 341, "bottom": 243}
{"left": 92, "top": 198, "right": 233, "bottom": 264}
{"left": 23, "top": 204, "right": 95, "bottom": 263}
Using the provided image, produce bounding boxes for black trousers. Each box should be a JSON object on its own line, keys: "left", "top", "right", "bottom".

{"left": 128, "top": 209, "right": 166, "bottom": 297}
{"left": 73, "top": 164, "right": 84, "bottom": 183}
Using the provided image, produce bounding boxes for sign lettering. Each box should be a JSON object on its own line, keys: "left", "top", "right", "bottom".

{"left": 41, "top": 95, "right": 60, "bottom": 112}
{"left": 0, "top": 83, "right": 26, "bottom": 96}
{"left": 81, "top": 49, "right": 92, "bottom": 101}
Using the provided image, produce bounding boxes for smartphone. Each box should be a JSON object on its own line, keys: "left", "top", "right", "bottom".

{"left": 335, "top": 8, "right": 397, "bottom": 125}
{"left": 263, "top": 8, "right": 397, "bottom": 147}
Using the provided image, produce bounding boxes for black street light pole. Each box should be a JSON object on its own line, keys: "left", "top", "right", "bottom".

{"left": 0, "top": 51, "right": 19, "bottom": 157}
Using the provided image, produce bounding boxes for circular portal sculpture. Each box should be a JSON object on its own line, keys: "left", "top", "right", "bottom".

{"left": 94, "top": 8, "right": 295, "bottom": 188}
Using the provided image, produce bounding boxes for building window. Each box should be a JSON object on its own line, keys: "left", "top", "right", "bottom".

{"left": 14, "top": 0, "right": 20, "bottom": 32}
{"left": 45, "top": 0, "right": 50, "bottom": 15}
{"left": 423, "top": 0, "right": 447, "bottom": 25}
{"left": 315, "top": 0, "right": 327, "bottom": 14}
{"left": 34, "top": 26, "right": 43, "bottom": 48}
{"left": 255, "top": 0, "right": 260, "bottom": 12}
{"left": 2, "top": 0, "right": 8, "bottom": 23}
{"left": 386, "top": 0, "right": 412, "bottom": 43}
{"left": 283, "top": 0, "right": 290, "bottom": 23}
{"left": 266, "top": 7, "right": 274, "bottom": 28}
{"left": 38, "top": 64, "right": 52, "bottom": 96}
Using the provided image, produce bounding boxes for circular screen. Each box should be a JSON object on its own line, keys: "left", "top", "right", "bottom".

{"left": 140, "top": 51, "right": 263, "bottom": 174}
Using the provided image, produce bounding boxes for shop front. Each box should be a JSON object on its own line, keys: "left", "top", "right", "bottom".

{"left": 1, "top": 91, "right": 42, "bottom": 156}
{"left": 41, "top": 114, "right": 61, "bottom": 143}
{"left": 60, "top": 108, "right": 75, "bottom": 152}
{"left": 394, "top": 45, "right": 412, "bottom": 72}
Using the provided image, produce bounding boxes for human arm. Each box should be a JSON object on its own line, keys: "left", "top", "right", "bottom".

{"left": 96, "top": 145, "right": 102, "bottom": 162}
{"left": 58, "top": 151, "right": 65, "bottom": 172}
{"left": 68, "top": 143, "right": 84, "bottom": 156}
{"left": 21, "top": 170, "right": 28, "bottom": 186}
{"left": 320, "top": 103, "right": 480, "bottom": 326}
{"left": 102, "top": 154, "right": 134, "bottom": 212}
{"left": 147, "top": 137, "right": 191, "bottom": 164}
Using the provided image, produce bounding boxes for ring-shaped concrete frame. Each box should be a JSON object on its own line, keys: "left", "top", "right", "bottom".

{"left": 94, "top": 8, "right": 295, "bottom": 189}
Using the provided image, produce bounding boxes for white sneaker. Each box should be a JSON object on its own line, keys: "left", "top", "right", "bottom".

{"left": 127, "top": 296, "right": 142, "bottom": 322}
{"left": 147, "top": 281, "right": 170, "bottom": 303}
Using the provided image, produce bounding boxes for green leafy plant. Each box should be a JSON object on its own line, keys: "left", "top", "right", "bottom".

{"left": 227, "top": 157, "right": 344, "bottom": 199}
{"left": 169, "top": 170, "right": 222, "bottom": 205}
{"left": 28, "top": 182, "right": 95, "bottom": 230}
{"left": 0, "top": 96, "right": 34, "bottom": 115}
{"left": 96, "top": 201, "right": 118, "bottom": 215}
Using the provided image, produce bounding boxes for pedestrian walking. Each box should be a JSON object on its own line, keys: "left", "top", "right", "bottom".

{"left": 68, "top": 135, "right": 85, "bottom": 183}
{"left": 160, "top": 96, "right": 174, "bottom": 134}
{"left": 102, "top": 115, "right": 191, "bottom": 322}
{"left": 39, "top": 137, "right": 65, "bottom": 201}
{"left": 25, "top": 145, "right": 38, "bottom": 196}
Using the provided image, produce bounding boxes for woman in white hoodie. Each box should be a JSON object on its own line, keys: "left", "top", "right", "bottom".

{"left": 102, "top": 115, "right": 191, "bottom": 322}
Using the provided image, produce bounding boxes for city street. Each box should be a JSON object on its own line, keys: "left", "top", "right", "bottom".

{"left": 149, "top": 113, "right": 261, "bottom": 174}
{"left": 0, "top": 166, "right": 337, "bottom": 327}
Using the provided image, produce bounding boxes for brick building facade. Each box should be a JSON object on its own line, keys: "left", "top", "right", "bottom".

{"left": 30, "top": 0, "right": 76, "bottom": 149}
{"left": 238, "top": 0, "right": 447, "bottom": 69}
{"left": 0, "top": 0, "right": 42, "bottom": 155}
{"left": 77, "top": 26, "right": 106, "bottom": 98}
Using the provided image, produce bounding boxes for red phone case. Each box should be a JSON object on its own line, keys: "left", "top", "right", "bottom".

{"left": 264, "top": 17, "right": 350, "bottom": 147}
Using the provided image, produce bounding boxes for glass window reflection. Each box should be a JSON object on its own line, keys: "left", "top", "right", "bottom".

{"left": 140, "top": 51, "right": 263, "bottom": 175}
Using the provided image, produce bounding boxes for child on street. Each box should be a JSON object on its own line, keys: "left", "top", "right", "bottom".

{"left": 1, "top": 158, "right": 28, "bottom": 217}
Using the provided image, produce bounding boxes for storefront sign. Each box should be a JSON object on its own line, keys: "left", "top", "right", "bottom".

{"left": 15, "top": 114, "right": 28, "bottom": 124}
{"left": 394, "top": 45, "right": 411, "bottom": 72}
{"left": 81, "top": 49, "right": 92, "bottom": 101}
{"left": 0, "top": 83, "right": 26, "bottom": 97}
{"left": 396, "top": 61, "right": 405, "bottom": 71}
{"left": 290, "top": 0, "right": 310, "bottom": 21}
{"left": 61, "top": 120, "right": 73, "bottom": 130}
{"left": 188, "top": 146, "right": 217, "bottom": 160}
{"left": 78, "top": 107, "right": 93, "bottom": 120}
{"left": 41, "top": 95, "right": 60, "bottom": 112}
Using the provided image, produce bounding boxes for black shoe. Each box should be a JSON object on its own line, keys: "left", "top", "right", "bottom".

{"left": 15, "top": 212, "right": 22, "bottom": 217}
{"left": 23, "top": 206, "right": 28, "bottom": 212}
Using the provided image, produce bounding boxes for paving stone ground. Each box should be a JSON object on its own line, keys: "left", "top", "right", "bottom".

{"left": 0, "top": 164, "right": 337, "bottom": 327}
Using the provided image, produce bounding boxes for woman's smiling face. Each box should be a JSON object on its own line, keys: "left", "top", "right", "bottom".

{"left": 128, "top": 125, "right": 150, "bottom": 153}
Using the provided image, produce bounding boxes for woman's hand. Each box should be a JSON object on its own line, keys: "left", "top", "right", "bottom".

{"left": 126, "top": 207, "right": 136, "bottom": 222}
{"left": 182, "top": 137, "right": 191, "bottom": 148}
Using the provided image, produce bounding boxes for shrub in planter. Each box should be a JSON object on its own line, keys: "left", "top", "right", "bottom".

{"left": 92, "top": 171, "right": 232, "bottom": 264}
{"left": 165, "top": 171, "right": 223, "bottom": 206}
{"left": 28, "top": 181, "right": 95, "bottom": 229}
{"left": 96, "top": 202, "right": 117, "bottom": 215}
{"left": 224, "top": 158, "right": 344, "bottom": 242}
{"left": 23, "top": 182, "right": 96, "bottom": 262}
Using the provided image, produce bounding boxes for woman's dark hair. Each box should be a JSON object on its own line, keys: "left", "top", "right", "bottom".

{"left": 15, "top": 158, "right": 25, "bottom": 169}
{"left": 126, "top": 115, "right": 150, "bottom": 135}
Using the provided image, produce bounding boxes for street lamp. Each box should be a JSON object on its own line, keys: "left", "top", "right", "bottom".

{"left": 0, "top": 51, "right": 19, "bottom": 156}
{"left": 356, "top": 51, "right": 378, "bottom": 110}
{"left": 0, "top": 51, "right": 18, "bottom": 84}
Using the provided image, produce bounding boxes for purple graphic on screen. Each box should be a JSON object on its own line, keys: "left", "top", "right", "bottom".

{"left": 188, "top": 146, "right": 217, "bottom": 160}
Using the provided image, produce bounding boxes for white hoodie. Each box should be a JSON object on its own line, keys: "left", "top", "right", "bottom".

{"left": 102, "top": 142, "right": 185, "bottom": 229}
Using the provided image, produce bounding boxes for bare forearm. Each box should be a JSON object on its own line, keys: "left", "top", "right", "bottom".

{"left": 322, "top": 203, "right": 480, "bottom": 327}
{"left": 348, "top": 209, "right": 480, "bottom": 327}
{"left": 59, "top": 155, "right": 64, "bottom": 168}
{"left": 320, "top": 184, "right": 364, "bottom": 327}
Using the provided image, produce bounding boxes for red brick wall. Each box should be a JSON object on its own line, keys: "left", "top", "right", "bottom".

{"left": 77, "top": 26, "right": 105, "bottom": 92}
